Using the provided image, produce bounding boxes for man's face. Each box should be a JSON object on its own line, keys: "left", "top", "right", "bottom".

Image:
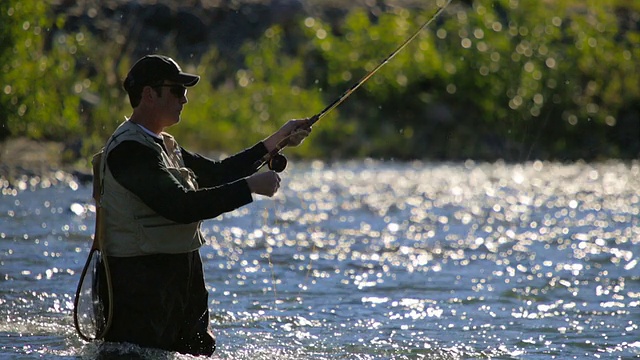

{"left": 151, "top": 82, "right": 188, "bottom": 127}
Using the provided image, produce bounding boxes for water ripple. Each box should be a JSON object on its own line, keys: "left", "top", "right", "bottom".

{"left": 1, "top": 160, "right": 639, "bottom": 359}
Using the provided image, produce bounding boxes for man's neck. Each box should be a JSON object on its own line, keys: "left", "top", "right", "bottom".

{"left": 128, "top": 113, "right": 163, "bottom": 135}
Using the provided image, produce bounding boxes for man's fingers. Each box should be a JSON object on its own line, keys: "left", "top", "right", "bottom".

{"left": 247, "top": 171, "right": 282, "bottom": 197}
{"left": 287, "top": 128, "right": 310, "bottom": 146}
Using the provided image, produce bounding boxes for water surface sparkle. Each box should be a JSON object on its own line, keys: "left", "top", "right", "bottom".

{"left": 1, "top": 160, "right": 638, "bottom": 359}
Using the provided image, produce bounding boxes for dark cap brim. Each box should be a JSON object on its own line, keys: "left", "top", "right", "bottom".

{"left": 172, "top": 72, "right": 200, "bottom": 87}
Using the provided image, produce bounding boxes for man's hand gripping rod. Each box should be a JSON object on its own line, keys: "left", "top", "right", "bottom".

{"left": 255, "top": 0, "right": 452, "bottom": 172}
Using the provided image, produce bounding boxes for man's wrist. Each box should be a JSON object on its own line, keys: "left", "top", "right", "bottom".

{"left": 262, "top": 133, "right": 282, "bottom": 153}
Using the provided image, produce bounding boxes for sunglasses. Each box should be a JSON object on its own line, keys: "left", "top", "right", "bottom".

{"left": 153, "top": 84, "right": 187, "bottom": 98}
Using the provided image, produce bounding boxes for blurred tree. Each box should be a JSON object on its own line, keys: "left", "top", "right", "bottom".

{"left": 0, "top": 1, "right": 85, "bottom": 141}
{"left": 1, "top": 0, "right": 638, "bottom": 161}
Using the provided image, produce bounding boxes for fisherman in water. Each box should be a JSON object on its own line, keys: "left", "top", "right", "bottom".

{"left": 95, "top": 54, "right": 310, "bottom": 355}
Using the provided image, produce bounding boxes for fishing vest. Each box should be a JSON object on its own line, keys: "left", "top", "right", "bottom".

{"left": 98, "top": 120, "right": 204, "bottom": 257}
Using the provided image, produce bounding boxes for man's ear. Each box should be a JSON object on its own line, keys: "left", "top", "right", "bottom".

{"left": 140, "top": 86, "right": 157, "bottom": 105}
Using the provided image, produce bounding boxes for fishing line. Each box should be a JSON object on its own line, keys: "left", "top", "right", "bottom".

{"left": 262, "top": 205, "right": 280, "bottom": 309}
{"left": 254, "top": 0, "right": 453, "bottom": 172}
{"left": 523, "top": 107, "right": 553, "bottom": 162}
{"left": 262, "top": 172, "right": 317, "bottom": 306}
{"left": 262, "top": 0, "right": 453, "bottom": 304}
{"left": 297, "top": 236, "right": 317, "bottom": 303}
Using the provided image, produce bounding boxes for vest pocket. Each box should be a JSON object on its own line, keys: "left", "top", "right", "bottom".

{"left": 134, "top": 213, "right": 175, "bottom": 228}
{"left": 135, "top": 214, "right": 203, "bottom": 254}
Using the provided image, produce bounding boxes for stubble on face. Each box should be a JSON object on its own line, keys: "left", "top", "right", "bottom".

{"left": 155, "top": 87, "right": 185, "bottom": 128}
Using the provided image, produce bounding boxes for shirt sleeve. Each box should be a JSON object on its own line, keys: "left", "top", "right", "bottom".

{"left": 107, "top": 140, "right": 255, "bottom": 224}
{"left": 181, "top": 142, "right": 269, "bottom": 188}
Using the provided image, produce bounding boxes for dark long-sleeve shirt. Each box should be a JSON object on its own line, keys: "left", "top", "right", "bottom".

{"left": 106, "top": 139, "right": 267, "bottom": 224}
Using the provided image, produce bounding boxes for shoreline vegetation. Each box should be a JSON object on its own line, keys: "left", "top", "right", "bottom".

{"left": 1, "top": 0, "right": 639, "bottom": 185}
{"left": 0, "top": 137, "right": 90, "bottom": 188}
{"left": 1, "top": 137, "right": 638, "bottom": 190}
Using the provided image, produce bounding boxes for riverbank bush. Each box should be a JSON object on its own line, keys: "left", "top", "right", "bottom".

{"left": 1, "top": 0, "right": 638, "bottom": 164}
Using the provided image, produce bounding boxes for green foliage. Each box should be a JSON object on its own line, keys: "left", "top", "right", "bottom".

{"left": 427, "top": 0, "right": 640, "bottom": 160}
{"left": 296, "top": 0, "right": 640, "bottom": 160}
{"left": 0, "top": 1, "right": 83, "bottom": 140}
{"left": 1, "top": 0, "right": 639, "bottom": 162}
{"left": 174, "top": 27, "right": 326, "bottom": 158}
{"left": 300, "top": 7, "right": 449, "bottom": 158}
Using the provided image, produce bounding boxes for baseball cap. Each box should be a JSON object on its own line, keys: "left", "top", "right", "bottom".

{"left": 123, "top": 55, "right": 200, "bottom": 92}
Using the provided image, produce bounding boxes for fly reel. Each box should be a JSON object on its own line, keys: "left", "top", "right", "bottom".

{"left": 268, "top": 153, "right": 288, "bottom": 172}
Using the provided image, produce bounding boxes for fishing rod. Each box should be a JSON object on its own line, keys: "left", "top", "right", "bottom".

{"left": 255, "top": 0, "right": 452, "bottom": 172}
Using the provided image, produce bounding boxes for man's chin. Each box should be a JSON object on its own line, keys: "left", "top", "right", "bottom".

{"left": 164, "top": 118, "right": 180, "bottom": 129}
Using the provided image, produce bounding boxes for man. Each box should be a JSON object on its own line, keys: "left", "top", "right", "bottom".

{"left": 95, "top": 54, "right": 309, "bottom": 356}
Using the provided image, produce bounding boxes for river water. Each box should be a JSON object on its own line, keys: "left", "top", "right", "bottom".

{"left": 0, "top": 160, "right": 639, "bottom": 359}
